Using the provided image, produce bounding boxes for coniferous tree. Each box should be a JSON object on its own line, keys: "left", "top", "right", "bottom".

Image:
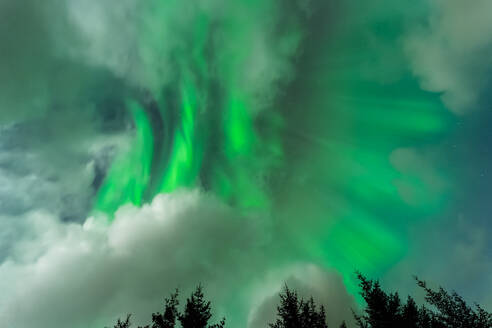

{"left": 402, "top": 296, "right": 419, "bottom": 328}
{"left": 355, "top": 272, "right": 394, "bottom": 328}
{"left": 208, "top": 318, "right": 226, "bottom": 328}
{"left": 113, "top": 314, "right": 131, "bottom": 328}
{"left": 150, "top": 289, "right": 180, "bottom": 328}
{"left": 317, "top": 305, "right": 329, "bottom": 328}
{"left": 110, "top": 286, "right": 225, "bottom": 328}
{"left": 107, "top": 277, "right": 491, "bottom": 328}
{"left": 269, "top": 285, "right": 328, "bottom": 328}
{"left": 387, "top": 292, "right": 403, "bottom": 326}
{"left": 355, "top": 273, "right": 425, "bottom": 328}
{"left": 270, "top": 285, "right": 302, "bottom": 328}
{"left": 416, "top": 278, "right": 492, "bottom": 328}
{"left": 179, "top": 285, "right": 225, "bottom": 328}
{"left": 299, "top": 297, "right": 328, "bottom": 328}
{"left": 354, "top": 273, "right": 491, "bottom": 328}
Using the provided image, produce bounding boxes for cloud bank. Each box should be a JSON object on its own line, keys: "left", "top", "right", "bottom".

{"left": 0, "top": 191, "right": 265, "bottom": 327}
{"left": 0, "top": 190, "right": 356, "bottom": 328}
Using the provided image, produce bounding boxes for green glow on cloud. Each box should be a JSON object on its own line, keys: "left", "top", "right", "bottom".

{"left": 92, "top": 0, "right": 455, "bottom": 319}
{"left": 159, "top": 79, "right": 201, "bottom": 193}
{"left": 94, "top": 100, "right": 154, "bottom": 215}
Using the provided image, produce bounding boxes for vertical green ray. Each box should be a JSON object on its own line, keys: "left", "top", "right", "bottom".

{"left": 94, "top": 100, "right": 154, "bottom": 217}
{"left": 158, "top": 79, "right": 202, "bottom": 192}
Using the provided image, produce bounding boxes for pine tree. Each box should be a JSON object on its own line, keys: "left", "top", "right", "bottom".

{"left": 353, "top": 273, "right": 492, "bottom": 328}
{"left": 387, "top": 292, "right": 402, "bottom": 326}
{"left": 354, "top": 274, "right": 407, "bottom": 328}
{"left": 113, "top": 314, "right": 131, "bottom": 328}
{"left": 270, "top": 285, "right": 302, "bottom": 328}
{"left": 355, "top": 272, "right": 395, "bottom": 328}
{"left": 109, "top": 286, "right": 225, "bottom": 328}
{"left": 178, "top": 285, "right": 225, "bottom": 328}
{"left": 208, "top": 318, "right": 226, "bottom": 328}
{"left": 150, "top": 289, "right": 179, "bottom": 328}
{"left": 316, "top": 305, "right": 329, "bottom": 328}
{"left": 402, "top": 296, "right": 419, "bottom": 328}
{"left": 299, "top": 297, "right": 328, "bottom": 328}
{"left": 416, "top": 278, "right": 492, "bottom": 328}
{"left": 270, "top": 285, "right": 328, "bottom": 328}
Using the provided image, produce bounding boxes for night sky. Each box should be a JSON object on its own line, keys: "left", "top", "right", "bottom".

{"left": 0, "top": 1, "right": 490, "bottom": 327}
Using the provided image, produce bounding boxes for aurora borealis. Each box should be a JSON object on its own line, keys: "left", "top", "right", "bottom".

{"left": 0, "top": 1, "right": 491, "bottom": 327}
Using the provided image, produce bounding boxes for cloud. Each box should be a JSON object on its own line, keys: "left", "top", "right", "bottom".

{"left": 404, "top": 0, "right": 492, "bottom": 113}
{"left": 0, "top": 0, "right": 311, "bottom": 226}
{"left": 0, "top": 190, "right": 271, "bottom": 328}
{"left": 0, "top": 116, "right": 131, "bottom": 262}
{"left": 390, "top": 147, "right": 450, "bottom": 207}
{"left": 0, "top": 190, "right": 361, "bottom": 328}
{"left": 0, "top": 0, "right": 133, "bottom": 231}
{"left": 66, "top": 0, "right": 308, "bottom": 113}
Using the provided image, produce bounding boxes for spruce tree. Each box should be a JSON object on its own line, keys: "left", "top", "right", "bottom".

{"left": 355, "top": 272, "right": 394, "bottom": 328}
{"left": 402, "top": 296, "right": 419, "bottom": 328}
{"left": 178, "top": 285, "right": 225, "bottom": 328}
{"left": 353, "top": 273, "right": 492, "bottom": 328}
{"left": 113, "top": 314, "right": 131, "bottom": 328}
{"left": 416, "top": 278, "right": 492, "bottom": 328}
{"left": 150, "top": 289, "right": 179, "bottom": 328}
{"left": 270, "top": 285, "right": 328, "bottom": 328}
{"left": 270, "top": 285, "right": 302, "bottom": 328}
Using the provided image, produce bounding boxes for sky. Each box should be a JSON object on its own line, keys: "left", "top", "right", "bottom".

{"left": 0, "top": 0, "right": 491, "bottom": 327}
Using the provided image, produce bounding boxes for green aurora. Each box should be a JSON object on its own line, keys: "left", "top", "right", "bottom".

{"left": 5, "top": 0, "right": 492, "bottom": 327}
{"left": 92, "top": 0, "right": 454, "bottom": 298}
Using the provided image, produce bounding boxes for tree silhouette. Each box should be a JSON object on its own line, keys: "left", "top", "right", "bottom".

{"left": 269, "top": 285, "right": 328, "bottom": 328}
{"left": 354, "top": 273, "right": 491, "bottom": 328}
{"left": 300, "top": 297, "right": 328, "bottom": 328}
{"left": 416, "top": 278, "right": 492, "bottom": 328}
{"left": 270, "top": 285, "right": 302, "bottom": 328}
{"left": 354, "top": 272, "right": 402, "bottom": 328}
{"left": 149, "top": 289, "right": 180, "bottom": 328}
{"left": 179, "top": 285, "right": 225, "bottom": 328}
{"left": 107, "top": 277, "right": 491, "bottom": 328}
{"left": 112, "top": 314, "right": 131, "bottom": 328}
{"left": 110, "top": 286, "right": 225, "bottom": 328}
{"left": 401, "top": 296, "right": 419, "bottom": 328}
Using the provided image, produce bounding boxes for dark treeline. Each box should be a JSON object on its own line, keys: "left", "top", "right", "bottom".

{"left": 110, "top": 274, "right": 492, "bottom": 328}
{"left": 109, "top": 285, "right": 225, "bottom": 328}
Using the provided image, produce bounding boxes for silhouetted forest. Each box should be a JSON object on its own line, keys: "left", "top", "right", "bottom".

{"left": 109, "top": 274, "right": 492, "bottom": 328}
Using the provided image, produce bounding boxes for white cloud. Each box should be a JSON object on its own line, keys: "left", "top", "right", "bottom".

{"left": 0, "top": 190, "right": 270, "bottom": 328}
{"left": 404, "top": 0, "right": 492, "bottom": 113}
{"left": 66, "top": 0, "right": 307, "bottom": 114}
{"left": 0, "top": 190, "right": 361, "bottom": 328}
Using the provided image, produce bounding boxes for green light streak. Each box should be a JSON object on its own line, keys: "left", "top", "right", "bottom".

{"left": 159, "top": 80, "right": 201, "bottom": 192}
{"left": 91, "top": 0, "right": 456, "bottom": 323}
{"left": 94, "top": 100, "right": 154, "bottom": 216}
{"left": 224, "top": 95, "right": 254, "bottom": 156}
